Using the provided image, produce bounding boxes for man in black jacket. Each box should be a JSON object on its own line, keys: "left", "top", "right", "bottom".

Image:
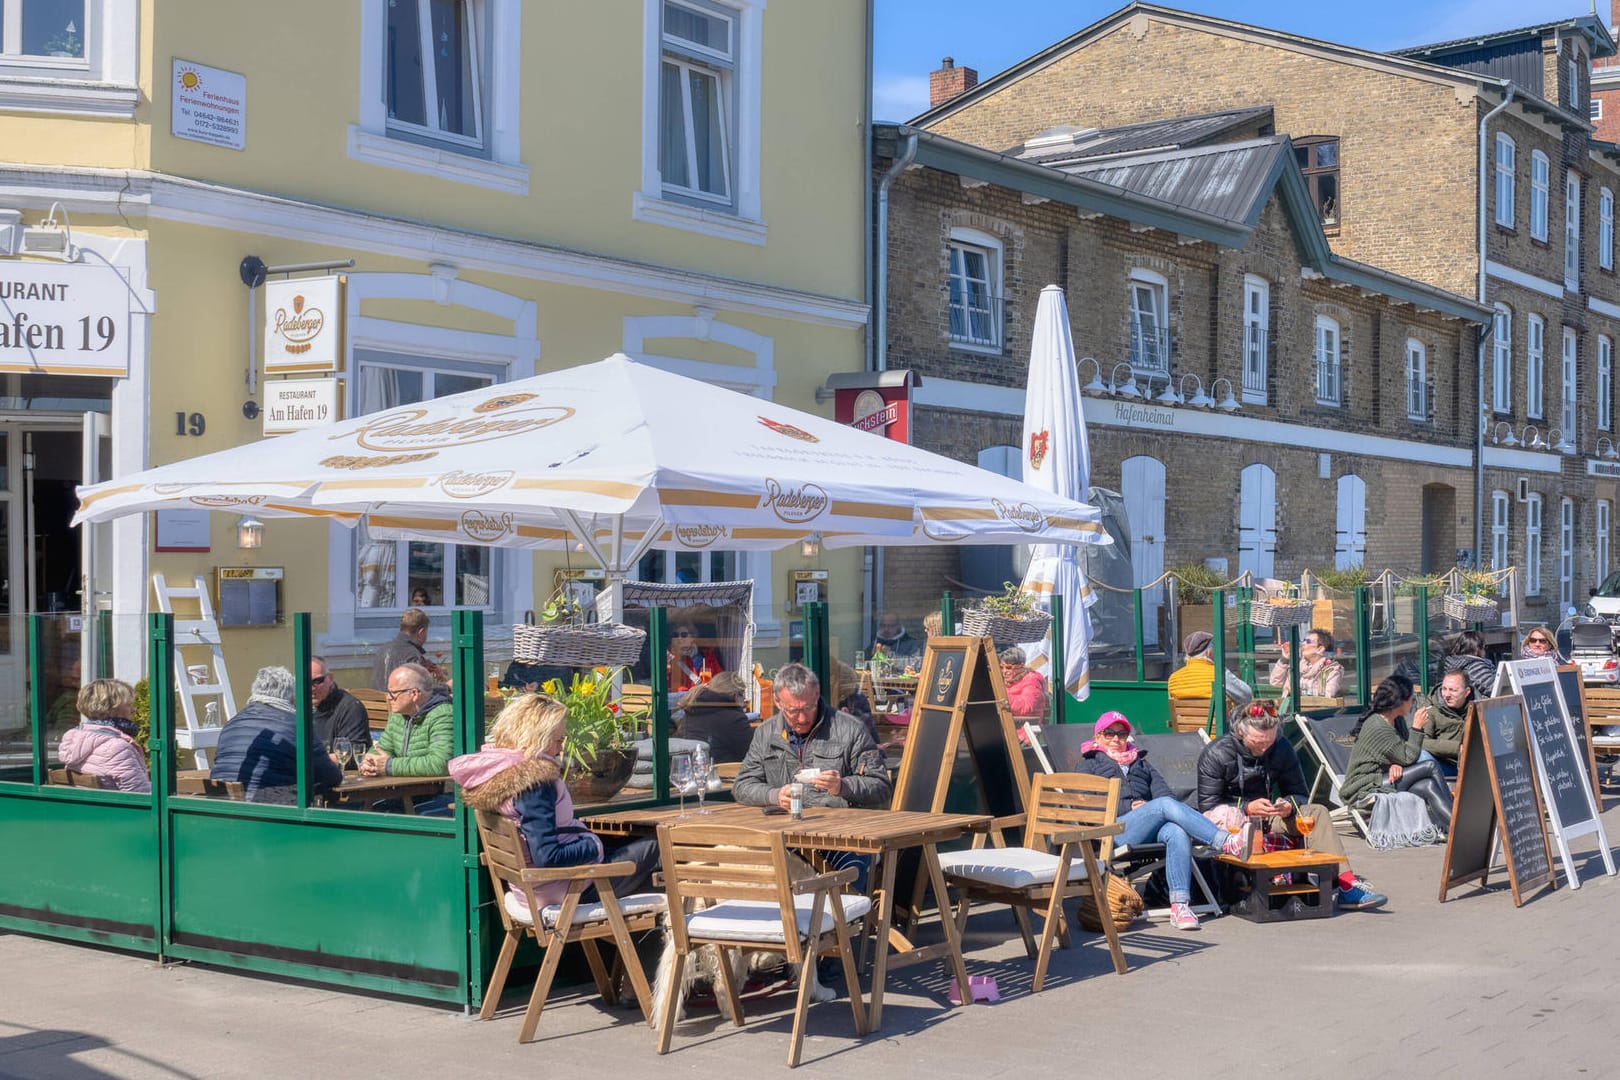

{"left": 311, "top": 656, "right": 371, "bottom": 753}
{"left": 1196, "top": 703, "right": 1387, "bottom": 910}
{"left": 211, "top": 666, "right": 343, "bottom": 805}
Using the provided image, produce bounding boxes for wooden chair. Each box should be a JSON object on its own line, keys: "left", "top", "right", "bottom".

{"left": 620, "top": 683, "right": 654, "bottom": 735}
{"left": 474, "top": 810, "right": 663, "bottom": 1043}
{"left": 937, "top": 772, "right": 1126, "bottom": 992}
{"left": 655, "top": 821, "right": 868, "bottom": 1068}
{"left": 1170, "top": 696, "right": 1214, "bottom": 736}
{"left": 349, "top": 687, "right": 392, "bottom": 732}
{"left": 46, "top": 767, "right": 103, "bottom": 789}
{"left": 1585, "top": 685, "right": 1620, "bottom": 775}
{"left": 174, "top": 772, "right": 246, "bottom": 800}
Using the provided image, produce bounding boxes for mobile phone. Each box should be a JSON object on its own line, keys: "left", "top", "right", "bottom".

{"left": 762, "top": 806, "right": 788, "bottom": 816}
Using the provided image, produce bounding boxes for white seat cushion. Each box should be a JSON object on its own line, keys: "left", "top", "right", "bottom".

{"left": 503, "top": 888, "right": 666, "bottom": 928}
{"left": 685, "top": 893, "right": 873, "bottom": 944}
{"left": 937, "top": 846, "right": 1094, "bottom": 889}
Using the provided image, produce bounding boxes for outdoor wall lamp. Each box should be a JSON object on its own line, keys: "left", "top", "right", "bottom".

{"left": 1145, "top": 373, "right": 1183, "bottom": 406}
{"left": 237, "top": 515, "right": 264, "bottom": 550}
{"left": 1597, "top": 437, "right": 1619, "bottom": 460}
{"left": 1209, "top": 377, "right": 1240, "bottom": 412}
{"left": 801, "top": 532, "right": 822, "bottom": 559}
{"left": 19, "top": 201, "right": 76, "bottom": 261}
{"left": 1548, "top": 427, "right": 1575, "bottom": 454}
{"left": 1490, "top": 421, "right": 1520, "bottom": 447}
{"left": 1108, "top": 362, "right": 1141, "bottom": 399}
{"left": 1077, "top": 356, "right": 1109, "bottom": 396}
{"left": 1179, "top": 373, "right": 1214, "bottom": 409}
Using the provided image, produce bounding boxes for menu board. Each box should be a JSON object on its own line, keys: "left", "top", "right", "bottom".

{"left": 1439, "top": 696, "right": 1553, "bottom": 907}
{"left": 1555, "top": 665, "right": 1602, "bottom": 796}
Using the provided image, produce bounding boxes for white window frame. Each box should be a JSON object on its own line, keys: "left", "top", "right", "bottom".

{"left": 1314, "top": 314, "right": 1341, "bottom": 407}
{"left": 1566, "top": 171, "right": 1581, "bottom": 291}
{"left": 1600, "top": 499, "right": 1612, "bottom": 585}
{"left": 0, "top": 0, "right": 135, "bottom": 117}
{"left": 1561, "top": 326, "right": 1578, "bottom": 449}
{"left": 1493, "top": 304, "right": 1513, "bottom": 413}
{"left": 351, "top": 0, "right": 528, "bottom": 194}
{"left": 1531, "top": 151, "right": 1550, "bottom": 241}
{"left": 1601, "top": 187, "right": 1614, "bottom": 271}
{"left": 1127, "top": 269, "right": 1170, "bottom": 377}
{"left": 946, "top": 227, "right": 1003, "bottom": 352}
{"left": 1492, "top": 490, "right": 1511, "bottom": 596}
{"left": 1527, "top": 314, "right": 1545, "bottom": 419}
{"left": 1241, "top": 274, "right": 1268, "bottom": 405}
{"left": 1560, "top": 496, "right": 1575, "bottom": 609}
{"left": 1405, "top": 338, "right": 1428, "bottom": 421}
{"left": 1495, "top": 133, "right": 1516, "bottom": 228}
{"left": 1594, "top": 99, "right": 1605, "bottom": 122}
{"left": 1526, "top": 492, "right": 1543, "bottom": 596}
{"left": 1602, "top": 335, "right": 1614, "bottom": 432}
{"left": 635, "top": 0, "right": 766, "bottom": 245}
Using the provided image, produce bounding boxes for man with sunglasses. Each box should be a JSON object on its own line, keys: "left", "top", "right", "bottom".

{"left": 360, "top": 663, "right": 453, "bottom": 780}
{"left": 310, "top": 656, "right": 371, "bottom": 754}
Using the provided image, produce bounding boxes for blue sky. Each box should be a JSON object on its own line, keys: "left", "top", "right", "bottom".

{"left": 874, "top": 0, "right": 1597, "bottom": 120}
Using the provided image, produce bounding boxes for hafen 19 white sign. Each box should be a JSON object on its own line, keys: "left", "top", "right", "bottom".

{"left": 0, "top": 261, "right": 133, "bottom": 376}
{"left": 263, "top": 378, "right": 339, "bottom": 435}
{"left": 263, "top": 275, "right": 342, "bottom": 374}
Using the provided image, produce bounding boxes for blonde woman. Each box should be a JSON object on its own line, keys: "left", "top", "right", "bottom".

{"left": 58, "top": 678, "right": 149, "bottom": 793}
{"left": 1520, "top": 625, "right": 1566, "bottom": 663}
{"left": 449, "top": 693, "right": 658, "bottom": 904}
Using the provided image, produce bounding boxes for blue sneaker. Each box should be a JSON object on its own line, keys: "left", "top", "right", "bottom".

{"left": 1334, "top": 876, "right": 1387, "bottom": 911}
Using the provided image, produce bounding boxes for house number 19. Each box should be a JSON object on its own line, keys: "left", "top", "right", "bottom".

{"left": 175, "top": 412, "right": 205, "bottom": 436}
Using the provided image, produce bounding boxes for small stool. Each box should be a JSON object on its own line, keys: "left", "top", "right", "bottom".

{"left": 1217, "top": 850, "right": 1346, "bottom": 923}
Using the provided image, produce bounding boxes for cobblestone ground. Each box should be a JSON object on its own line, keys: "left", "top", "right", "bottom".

{"left": 5, "top": 807, "right": 1620, "bottom": 1079}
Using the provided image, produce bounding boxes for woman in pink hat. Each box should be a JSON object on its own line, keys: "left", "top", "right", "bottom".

{"left": 1076, "top": 710, "right": 1245, "bottom": 930}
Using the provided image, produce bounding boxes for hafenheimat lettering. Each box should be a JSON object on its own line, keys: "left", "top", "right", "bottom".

{"left": 0, "top": 263, "right": 132, "bottom": 377}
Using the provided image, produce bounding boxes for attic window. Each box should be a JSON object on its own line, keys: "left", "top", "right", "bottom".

{"left": 1294, "top": 136, "right": 1339, "bottom": 229}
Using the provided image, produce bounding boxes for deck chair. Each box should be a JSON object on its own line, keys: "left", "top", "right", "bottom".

{"left": 938, "top": 772, "right": 1127, "bottom": 993}
{"left": 474, "top": 810, "right": 664, "bottom": 1043}
{"left": 1294, "top": 710, "right": 1370, "bottom": 839}
{"left": 655, "top": 821, "right": 868, "bottom": 1068}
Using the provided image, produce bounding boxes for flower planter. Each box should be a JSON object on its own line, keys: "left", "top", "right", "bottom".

{"left": 564, "top": 747, "right": 636, "bottom": 804}
{"left": 512, "top": 622, "right": 645, "bottom": 666}
{"left": 961, "top": 607, "right": 1052, "bottom": 646}
{"left": 1442, "top": 595, "right": 1499, "bottom": 624}
{"left": 1247, "top": 602, "right": 1313, "bottom": 629}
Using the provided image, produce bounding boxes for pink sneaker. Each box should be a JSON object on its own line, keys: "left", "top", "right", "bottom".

{"left": 1220, "top": 826, "right": 1248, "bottom": 856}
{"left": 1168, "top": 902, "right": 1200, "bottom": 930}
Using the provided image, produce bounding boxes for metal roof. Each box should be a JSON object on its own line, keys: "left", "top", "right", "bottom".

{"left": 1391, "top": 14, "right": 1615, "bottom": 61}
{"left": 1015, "top": 106, "right": 1274, "bottom": 165}
{"left": 1059, "top": 137, "right": 1287, "bottom": 227}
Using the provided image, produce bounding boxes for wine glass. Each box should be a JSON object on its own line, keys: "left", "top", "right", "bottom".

{"left": 333, "top": 737, "right": 352, "bottom": 770}
{"left": 671, "top": 753, "right": 694, "bottom": 817}
{"left": 1296, "top": 811, "right": 1317, "bottom": 837}
{"left": 690, "top": 746, "right": 712, "bottom": 814}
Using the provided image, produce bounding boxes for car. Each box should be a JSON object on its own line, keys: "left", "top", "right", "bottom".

{"left": 1567, "top": 619, "right": 1619, "bottom": 685}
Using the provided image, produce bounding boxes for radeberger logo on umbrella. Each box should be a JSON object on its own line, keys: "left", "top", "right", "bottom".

{"left": 993, "top": 498, "right": 1048, "bottom": 533}
{"left": 436, "top": 468, "right": 516, "bottom": 498}
{"left": 1028, "top": 430, "right": 1049, "bottom": 471}
{"left": 344, "top": 395, "right": 574, "bottom": 452}
{"left": 757, "top": 416, "right": 820, "bottom": 443}
{"left": 674, "top": 524, "right": 727, "bottom": 548}
{"left": 168, "top": 492, "right": 267, "bottom": 508}
{"left": 763, "top": 478, "right": 828, "bottom": 524}
{"left": 460, "top": 509, "right": 515, "bottom": 543}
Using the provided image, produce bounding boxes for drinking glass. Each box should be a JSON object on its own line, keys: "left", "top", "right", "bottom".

{"left": 691, "top": 747, "right": 712, "bottom": 814}
{"left": 333, "top": 738, "right": 352, "bottom": 770}
{"left": 671, "top": 753, "right": 693, "bottom": 817}
{"left": 1296, "top": 812, "right": 1317, "bottom": 837}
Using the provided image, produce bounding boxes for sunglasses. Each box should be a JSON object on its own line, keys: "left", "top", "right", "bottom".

{"left": 1243, "top": 701, "right": 1279, "bottom": 718}
{"left": 311, "top": 675, "right": 330, "bottom": 686}
{"left": 1097, "top": 728, "right": 1130, "bottom": 739}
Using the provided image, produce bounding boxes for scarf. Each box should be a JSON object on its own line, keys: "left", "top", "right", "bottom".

{"left": 88, "top": 717, "right": 139, "bottom": 739}
{"left": 1082, "top": 738, "right": 1139, "bottom": 767}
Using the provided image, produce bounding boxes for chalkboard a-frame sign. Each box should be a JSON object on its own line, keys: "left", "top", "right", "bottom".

{"left": 1439, "top": 695, "right": 1555, "bottom": 907}
{"left": 1497, "top": 657, "right": 1615, "bottom": 886}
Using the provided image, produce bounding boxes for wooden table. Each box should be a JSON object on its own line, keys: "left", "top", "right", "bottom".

{"left": 584, "top": 803, "right": 990, "bottom": 1030}
{"left": 1216, "top": 848, "right": 1346, "bottom": 923}
{"left": 175, "top": 768, "right": 450, "bottom": 812}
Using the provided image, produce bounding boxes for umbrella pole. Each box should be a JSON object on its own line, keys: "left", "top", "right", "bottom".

{"left": 1049, "top": 593, "right": 1066, "bottom": 725}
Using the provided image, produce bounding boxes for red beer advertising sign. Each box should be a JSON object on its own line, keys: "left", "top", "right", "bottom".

{"left": 834, "top": 382, "right": 914, "bottom": 444}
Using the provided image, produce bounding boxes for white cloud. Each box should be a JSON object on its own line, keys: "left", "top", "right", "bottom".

{"left": 874, "top": 73, "right": 931, "bottom": 122}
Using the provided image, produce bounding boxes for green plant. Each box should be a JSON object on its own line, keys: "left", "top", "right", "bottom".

{"left": 1312, "top": 564, "right": 1366, "bottom": 591}
{"left": 1394, "top": 573, "right": 1445, "bottom": 597}
{"left": 1169, "top": 563, "right": 1226, "bottom": 605}
{"left": 971, "top": 581, "right": 1041, "bottom": 618}
{"left": 539, "top": 581, "right": 585, "bottom": 625}
{"left": 132, "top": 678, "right": 150, "bottom": 752}
{"left": 542, "top": 666, "right": 632, "bottom": 771}
{"left": 1454, "top": 569, "right": 1498, "bottom": 602}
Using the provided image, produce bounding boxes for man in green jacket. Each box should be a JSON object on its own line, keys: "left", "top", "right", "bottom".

{"left": 1414, "top": 669, "right": 1470, "bottom": 773}
{"left": 362, "top": 663, "right": 454, "bottom": 777}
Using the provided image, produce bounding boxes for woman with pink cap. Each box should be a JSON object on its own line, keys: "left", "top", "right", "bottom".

{"left": 1076, "top": 710, "right": 1245, "bottom": 930}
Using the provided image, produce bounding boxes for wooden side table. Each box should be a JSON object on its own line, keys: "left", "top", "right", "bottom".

{"left": 1216, "top": 849, "right": 1346, "bottom": 923}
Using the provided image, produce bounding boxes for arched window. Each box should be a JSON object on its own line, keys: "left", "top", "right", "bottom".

{"left": 1495, "top": 134, "right": 1516, "bottom": 228}
{"left": 1238, "top": 463, "right": 1277, "bottom": 581}
{"left": 1492, "top": 490, "right": 1511, "bottom": 596}
{"left": 1493, "top": 304, "right": 1512, "bottom": 413}
{"left": 1531, "top": 150, "right": 1550, "bottom": 240}
{"left": 1526, "top": 314, "right": 1545, "bottom": 419}
{"left": 1122, "top": 455, "right": 1166, "bottom": 645}
{"left": 1335, "top": 474, "right": 1367, "bottom": 570}
{"left": 1314, "top": 315, "right": 1341, "bottom": 406}
{"left": 1526, "top": 492, "right": 1543, "bottom": 596}
{"left": 1560, "top": 497, "right": 1575, "bottom": 608}
{"left": 1405, "top": 339, "right": 1428, "bottom": 421}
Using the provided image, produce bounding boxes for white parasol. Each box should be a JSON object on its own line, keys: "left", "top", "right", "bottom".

{"left": 1018, "top": 285, "right": 1095, "bottom": 701}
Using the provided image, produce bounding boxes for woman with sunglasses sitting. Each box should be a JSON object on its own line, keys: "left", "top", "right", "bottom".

{"left": 1519, "top": 626, "right": 1566, "bottom": 664}
{"left": 1076, "top": 711, "right": 1247, "bottom": 931}
{"left": 667, "top": 623, "right": 722, "bottom": 692}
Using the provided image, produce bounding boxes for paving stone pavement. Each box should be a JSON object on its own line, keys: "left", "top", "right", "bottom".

{"left": 5, "top": 806, "right": 1620, "bottom": 1079}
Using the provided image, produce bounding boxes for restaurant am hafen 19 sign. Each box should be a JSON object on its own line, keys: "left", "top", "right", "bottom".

{"left": 0, "top": 261, "right": 133, "bottom": 377}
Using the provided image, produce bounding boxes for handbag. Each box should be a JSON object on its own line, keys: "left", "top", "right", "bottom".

{"left": 1075, "top": 871, "right": 1144, "bottom": 932}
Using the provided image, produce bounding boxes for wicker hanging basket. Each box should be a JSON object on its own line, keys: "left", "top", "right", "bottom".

{"left": 1247, "top": 602, "right": 1314, "bottom": 629}
{"left": 512, "top": 622, "right": 647, "bottom": 667}
{"left": 961, "top": 607, "right": 1052, "bottom": 646}
{"left": 1442, "top": 594, "right": 1499, "bottom": 624}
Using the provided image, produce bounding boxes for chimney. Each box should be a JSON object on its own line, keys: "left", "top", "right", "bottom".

{"left": 929, "top": 57, "right": 978, "bottom": 108}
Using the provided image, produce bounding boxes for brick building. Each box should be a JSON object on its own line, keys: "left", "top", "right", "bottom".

{"left": 912, "top": 3, "right": 1620, "bottom": 628}
{"left": 1593, "top": 2, "right": 1620, "bottom": 141}
{"left": 874, "top": 121, "right": 1487, "bottom": 666}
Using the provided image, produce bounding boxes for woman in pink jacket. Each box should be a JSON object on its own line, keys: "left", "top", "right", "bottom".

{"left": 1000, "top": 646, "right": 1050, "bottom": 721}
{"left": 58, "top": 678, "right": 149, "bottom": 793}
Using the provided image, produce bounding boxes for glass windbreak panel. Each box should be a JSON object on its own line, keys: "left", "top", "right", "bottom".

{"left": 35, "top": 614, "right": 150, "bottom": 792}
{"left": 23, "top": 0, "right": 84, "bottom": 58}
{"left": 0, "top": 503, "right": 9, "bottom": 657}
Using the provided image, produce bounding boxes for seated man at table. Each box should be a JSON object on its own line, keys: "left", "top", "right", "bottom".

{"left": 734, "top": 662, "right": 891, "bottom": 888}
{"left": 362, "top": 663, "right": 454, "bottom": 779}
{"left": 1168, "top": 630, "right": 1254, "bottom": 705}
{"left": 871, "top": 612, "right": 919, "bottom": 660}
{"left": 1413, "top": 669, "right": 1471, "bottom": 775}
{"left": 211, "top": 665, "right": 343, "bottom": 804}
{"left": 311, "top": 656, "right": 371, "bottom": 754}
{"left": 1195, "top": 701, "right": 1387, "bottom": 911}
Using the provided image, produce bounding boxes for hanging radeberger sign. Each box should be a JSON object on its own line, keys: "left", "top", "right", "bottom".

{"left": 263, "top": 275, "right": 342, "bottom": 374}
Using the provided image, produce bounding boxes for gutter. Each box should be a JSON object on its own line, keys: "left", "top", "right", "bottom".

{"left": 862, "top": 0, "right": 877, "bottom": 653}
{"left": 871, "top": 127, "right": 917, "bottom": 627}
{"left": 1475, "top": 86, "right": 1515, "bottom": 571}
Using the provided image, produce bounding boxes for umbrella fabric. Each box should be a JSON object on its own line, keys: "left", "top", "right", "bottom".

{"left": 1018, "top": 286, "right": 1095, "bottom": 701}
{"left": 76, "top": 354, "right": 1109, "bottom": 571}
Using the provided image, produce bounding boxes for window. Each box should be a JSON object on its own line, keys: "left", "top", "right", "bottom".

{"left": 352, "top": 0, "right": 526, "bottom": 193}
{"left": 1294, "top": 137, "right": 1339, "bottom": 227}
{"left": 1561, "top": 327, "right": 1578, "bottom": 448}
{"left": 1127, "top": 269, "right": 1169, "bottom": 375}
{"left": 1334, "top": 474, "right": 1367, "bottom": 570}
{"left": 1526, "top": 492, "right": 1542, "bottom": 595}
{"left": 1560, "top": 497, "right": 1575, "bottom": 609}
{"left": 1600, "top": 500, "right": 1612, "bottom": 585}
{"left": 1493, "top": 304, "right": 1513, "bottom": 413}
{"left": 1406, "top": 338, "right": 1428, "bottom": 421}
{"left": 1531, "top": 151, "right": 1550, "bottom": 241}
{"left": 1565, "top": 172, "right": 1581, "bottom": 290}
{"left": 0, "top": 0, "right": 135, "bottom": 117}
{"left": 1602, "top": 188, "right": 1614, "bottom": 271}
{"left": 1602, "top": 336, "right": 1614, "bottom": 431}
{"left": 1595, "top": 99, "right": 1606, "bottom": 122}
{"left": 947, "top": 229, "right": 1002, "bottom": 350}
{"left": 1568, "top": 55, "right": 1581, "bottom": 110}
{"left": 1495, "top": 134, "right": 1516, "bottom": 228}
{"left": 1242, "top": 275, "right": 1268, "bottom": 404}
{"left": 1492, "top": 490, "right": 1511, "bottom": 595}
{"left": 1527, "top": 314, "right": 1544, "bottom": 418}
{"left": 636, "top": 0, "right": 765, "bottom": 242}
{"left": 1314, "top": 315, "right": 1341, "bottom": 406}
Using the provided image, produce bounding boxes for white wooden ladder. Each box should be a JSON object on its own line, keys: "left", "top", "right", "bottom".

{"left": 151, "top": 574, "right": 233, "bottom": 768}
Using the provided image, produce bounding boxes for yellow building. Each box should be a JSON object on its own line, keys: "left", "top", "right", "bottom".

{"left": 2, "top": 0, "right": 872, "bottom": 718}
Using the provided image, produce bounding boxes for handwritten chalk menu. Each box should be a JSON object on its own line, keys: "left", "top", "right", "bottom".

{"left": 1439, "top": 696, "right": 1554, "bottom": 906}
{"left": 1555, "top": 665, "right": 1602, "bottom": 799}
{"left": 1498, "top": 658, "right": 1614, "bottom": 886}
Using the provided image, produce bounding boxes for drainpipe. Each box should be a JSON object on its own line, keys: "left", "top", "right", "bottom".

{"left": 860, "top": 0, "right": 877, "bottom": 646}
{"left": 1475, "top": 85, "right": 1514, "bottom": 571}
{"left": 871, "top": 129, "right": 918, "bottom": 627}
